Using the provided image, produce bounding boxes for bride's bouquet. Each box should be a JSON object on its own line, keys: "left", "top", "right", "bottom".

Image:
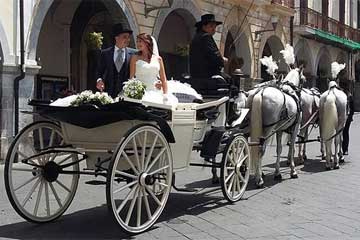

{"left": 70, "top": 90, "right": 114, "bottom": 107}
{"left": 123, "top": 79, "right": 146, "bottom": 99}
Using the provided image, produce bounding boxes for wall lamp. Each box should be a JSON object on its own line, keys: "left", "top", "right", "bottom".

{"left": 254, "top": 15, "right": 279, "bottom": 40}
{"left": 144, "top": 0, "right": 173, "bottom": 18}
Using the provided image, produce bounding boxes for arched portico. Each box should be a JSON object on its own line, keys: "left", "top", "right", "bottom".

{"left": 315, "top": 47, "right": 332, "bottom": 92}
{"left": 222, "top": 7, "right": 254, "bottom": 78}
{"left": 294, "top": 39, "right": 315, "bottom": 87}
{"left": 0, "top": 22, "right": 10, "bottom": 63}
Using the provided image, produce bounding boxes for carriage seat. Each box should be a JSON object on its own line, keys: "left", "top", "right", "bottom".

{"left": 189, "top": 75, "right": 231, "bottom": 98}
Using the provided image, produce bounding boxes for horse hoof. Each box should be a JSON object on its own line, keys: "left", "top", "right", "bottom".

{"left": 325, "top": 166, "right": 331, "bottom": 171}
{"left": 256, "top": 182, "right": 264, "bottom": 189}
{"left": 274, "top": 174, "right": 282, "bottom": 181}
{"left": 339, "top": 157, "right": 345, "bottom": 164}
{"left": 334, "top": 165, "right": 340, "bottom": 170}
{"left": 290, "top": 173, "right": 298, "bottom": 179}
{"left": 262, "top": 172, "right": 266, "bottom": 179}
{"left": 303, "top": 155, "right": 307, "bottom": 161}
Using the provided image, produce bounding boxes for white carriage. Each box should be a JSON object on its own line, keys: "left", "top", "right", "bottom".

{"left": 4, "top": 95, "right": 250, "bottom": 234}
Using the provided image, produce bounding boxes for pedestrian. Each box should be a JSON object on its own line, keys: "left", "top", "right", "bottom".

{"left": 342, "top": 86, "right": 354, "bottom": 155}
{"left": 96, "top": 23, "right": 137, "bottom": 97}
{"left": 189, "top": 14, "right": 228, "bottom": 89}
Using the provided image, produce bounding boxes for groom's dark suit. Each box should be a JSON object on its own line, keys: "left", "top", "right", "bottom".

{"left": 96, "top": 46, "right": 136, "bottom": 97}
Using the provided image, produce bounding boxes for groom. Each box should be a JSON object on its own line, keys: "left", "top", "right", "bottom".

{"left": 96, "top": 24, "right": 137, "bottom": 97}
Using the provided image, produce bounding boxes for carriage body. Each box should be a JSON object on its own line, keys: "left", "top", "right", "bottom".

{"left": 4, "top": 95, "right": 250, "bottom": 234}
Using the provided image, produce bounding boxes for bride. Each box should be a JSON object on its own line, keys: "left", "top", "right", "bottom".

{"left": 129, "top": 33, "right": 201, "bottom": 104}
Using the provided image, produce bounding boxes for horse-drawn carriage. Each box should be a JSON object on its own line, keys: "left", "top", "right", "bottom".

{"left": 4, "top": 81, "right": 251, "bottom": 234}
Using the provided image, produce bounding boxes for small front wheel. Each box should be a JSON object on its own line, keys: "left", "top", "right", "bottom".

{"left": 220, "top": 135, "right": 250, "bottom": 203}
{"left": 106, "top": 124, "right": 173, "bottom": 234}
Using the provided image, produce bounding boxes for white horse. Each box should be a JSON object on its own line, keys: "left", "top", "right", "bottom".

{"left": 297, "top": 88, "right": 320, "bottom": 164}
{"left": 319, "top": 81, "right": 347, "bottom": 170}
{"left": 248, "top": 68, "right": 304, "bottom": 187}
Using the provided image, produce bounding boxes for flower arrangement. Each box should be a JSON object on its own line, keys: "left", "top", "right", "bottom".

{"left": 70, "top": 90, "right": 114, "bottom": 107}
{"left": 123, "top": 79, "right": 147, "bottom": 99}
{"left": 85, "top": 32, "right": 103, "bottom": 50}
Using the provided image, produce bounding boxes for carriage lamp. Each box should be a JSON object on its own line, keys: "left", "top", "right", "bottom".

{"left": 254, "top": 15, "right": 279, "bottom": 41}
{"left": 232, "top": 68, "right": 249, "bottom": 91}
{"left": 144, "top": 0, "right": 173, "bottom": 18}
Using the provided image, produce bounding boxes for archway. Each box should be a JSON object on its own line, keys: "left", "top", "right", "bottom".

{"left": 295, "top": 39, "right": 314, "bottom": 87}
{"left": 315, "top": 48, "right": 331, "bottom": 92}
{"left": 260, "top": 35, "right": 285, "bottom": 81}
{"left": 224, "top": 25, "right": 252, "bottom": 78}
{"left": 157, "top": 9, "right": 196, "bottom": 79}
{"left": 32, "top": 0, "right": 137, "bottom": 99}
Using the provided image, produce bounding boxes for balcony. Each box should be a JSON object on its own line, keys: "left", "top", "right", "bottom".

{"left": 295, "top": 7, "right": 360, "bottom": 46}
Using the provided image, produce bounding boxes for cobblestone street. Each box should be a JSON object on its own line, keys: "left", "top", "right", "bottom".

{"left": 1, "top": 115, "right": 360, "bottom": 240}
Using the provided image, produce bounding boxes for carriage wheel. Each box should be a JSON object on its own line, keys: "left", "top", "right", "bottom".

{"left": 220, "top": 135, "right": 250, "bottom": 203}
{"left": 106, "top": 124, "right": 173, "bottom": 234}
{"left": 4, "top": 121, "right": 79, "bottom": 223}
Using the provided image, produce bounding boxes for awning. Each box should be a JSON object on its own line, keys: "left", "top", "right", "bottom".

{"left": 315, "top": 29, "right": 360, "bottom": 51}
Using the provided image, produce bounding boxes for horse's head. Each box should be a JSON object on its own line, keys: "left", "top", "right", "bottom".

{"left": 282, "top": 67, "right": 305, "bottom": 87}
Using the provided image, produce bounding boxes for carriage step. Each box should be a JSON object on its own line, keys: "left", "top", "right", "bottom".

{"left": 85, "top": 180, "right": 107, "bottom": 185}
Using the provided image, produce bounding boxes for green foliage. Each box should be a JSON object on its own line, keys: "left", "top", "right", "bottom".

{"left": 85, "top": 32, "right": 103, "bottom": 50}
{"left": 174, "top": 44, "right": 189, "bottom": 57}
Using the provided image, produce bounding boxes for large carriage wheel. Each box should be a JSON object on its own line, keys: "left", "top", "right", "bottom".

{"left": 220, "top": 135, "right": 250, "bottom": 202}
{"left": 4, "top": 121, "right": 79, "bottom": 223}
{"left": 106, "top": 124, "right": 173, "bottom": 234}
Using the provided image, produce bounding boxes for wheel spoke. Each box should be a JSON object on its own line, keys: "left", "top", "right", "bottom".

{"left": 115, "top": 170, "right": 138, "bottom": 179}
{"left": 14, "top": 175, "right": 39, "bottom": 192}
{"left": 44, "top": 182, "right": 51, "bottom": 217}
{"left": 154, "top": 181, "right": 168, "bottom": 188}
{"left": 33, "top": 180, "right": 44, "bottom": 216}
{"left": 227, "top": 174, "right": 235, "bottom": 193}
{"left": 132, "top": 138, "right": 141, "bottom": 172}
{"left": 121, "top": 151, "right": 139, "bottom": 175}
{"left": 12, "top": 167, "right": 40, "bottom": 173}
{"left": 21, "top": 177, "right": 41, "bottom": 207}
{"left": 137, "top": 188, "right": 142, "bottom": 227}
{"left": 238, "top": 154, "right": 249, "bottom": 166}
{"left": 17, "top": 150, "right": 29, "bottom": 160}
{"left": 125, "top": 186, "right": 139, "bottom": 225}
{"left": 49, "top": 182, "right": 63, "bottom": 208}
{"left": 57, "top": 154, "right": 74, "bottom": 166}
{"left": 236, "top": 174, "right": 241, "bottom": 194}
{"left": 141, "top": 131, "right": 147, "bottom": 171}
{"left": 55, "top": 180, "right": 71, "bottom": 193}
{"left": 146, "top": 147, "right": 166, "bottom": 172}
{"left": 142, "top": 187, "right": 152, "bottom": 219}
{"left": 225, "top": 171, "right": 235, "bottom": 184}
{"left": 116, "top": 185, "right": 138, "bottom": 214}
{"left": 148, "top": 165, "right": 169, "bottom": 175}
{"left": 48, "top": 130, "right": 55, "bottom": 148}
{"left": 39, "top": 127, "right": 44, "bottom": 150}
{"left": 49, "top": 152, "right": 58, "bottom": 162}
{"left": 237, "top": 144, "right": 245, "bottom": 162}
{"left": 238, "top": 171, "right": 246, "bottom": 183}
{"left": 145, "top": 185, "right": 162, "bottom": 206}
{"left": 113, "top": 181, "right": 137, "bottom": 195}
{"left": 227, "top": 153, "right": 236, "bottom": 167}
{"left": 144, "top": 135, "right": 158, "bottom": 170}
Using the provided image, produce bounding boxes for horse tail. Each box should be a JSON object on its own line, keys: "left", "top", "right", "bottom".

{"left": 321, "top": 91, "right": 338, "bottom": 142}
{"left": 250, "top": 93, "right": 263, "bottom": 172}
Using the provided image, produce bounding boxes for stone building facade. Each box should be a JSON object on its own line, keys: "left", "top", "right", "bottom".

{"left": 0, "top": 0, "right": 359, "bottom": 160}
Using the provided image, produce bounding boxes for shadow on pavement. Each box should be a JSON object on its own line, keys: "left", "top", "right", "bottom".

{"left": 300, "top": 158, "right": 327, "bottom": 173}
{"left": 0, "top": 189, "right": 231, "bottom": 239}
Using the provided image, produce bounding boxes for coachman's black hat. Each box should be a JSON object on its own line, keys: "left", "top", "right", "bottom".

{"left": 112, "top": 23, "right": 133, "bottom": 37}
{"left": 195, "top": 14, "right": 222, "bottom": 28}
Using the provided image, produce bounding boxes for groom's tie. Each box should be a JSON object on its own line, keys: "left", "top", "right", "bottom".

{"left": 115, "top": 48, "right": 123, "bottom": 72}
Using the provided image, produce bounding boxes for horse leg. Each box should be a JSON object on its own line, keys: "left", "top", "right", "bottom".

{"left": 325, "top": 140, "right": 332, "bottom": 170}
{"left": 339, "top": 133, "right": 345, "bottom": 163}
{"left": 274, "top": 131, "right": 282, "bottom": 180}
{"left": 334, "top": 136, "right": 340, "bottom": 169}
{"left": 302, "top": 128, "right": 309, "bottom": 162}
{"left": 288, "top": 120, "right": 301, "bottom": 179}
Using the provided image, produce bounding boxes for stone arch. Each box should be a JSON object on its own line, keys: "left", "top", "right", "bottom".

{"left": 153, "top": 0, "right": 201, "bottom": 39}
{"left": 221, "top": 6, "right": 254, "bottom": 78}
{"left": 27, "top": 0, "right": 138, "bottom": 61}
{"left": 315, "top": 46, "right": 332, "bottom": 92}
{"left": 294, "top": 38, "right": 314, "bottom": 74}
{"left": 259, "top": 35, "right": 286, "bottom": 81}
{"left": 156, "top": 8, "right": 196, "bottom": 79}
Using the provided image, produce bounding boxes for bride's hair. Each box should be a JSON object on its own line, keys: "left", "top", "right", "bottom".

{"left": 137, "top": 33, "right": 153, "bottom": 61}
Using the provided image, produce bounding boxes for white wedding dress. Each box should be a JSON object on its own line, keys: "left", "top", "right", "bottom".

{"left": 136, "top": 55, "right": 201, "bottom": 106}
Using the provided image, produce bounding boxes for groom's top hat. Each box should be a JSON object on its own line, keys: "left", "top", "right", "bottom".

{"left": 195, "top": 14, "right": 222, "bottom": 28}
{"left": 112, "top": 23, "right": 133, "bottom": 37}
